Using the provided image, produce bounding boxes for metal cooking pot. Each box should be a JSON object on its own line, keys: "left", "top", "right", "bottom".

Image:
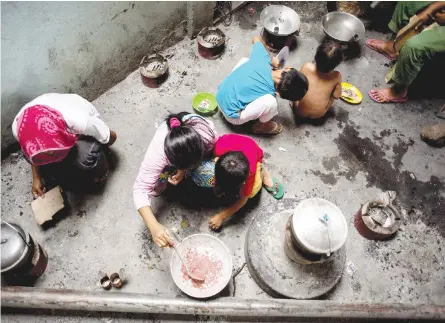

{"left": 322, "top": 11, "right": 365, "bottom": 43}
{"left": 291, "top": 198, "right": 348, "bottom": 256}
{"left": 1, "top": 221, "right": 48, "bottom": 285}
{"left": 260, "top": 5, "right": 300, "bottom": 36}
{"left": 1, "top": 222, "right": 33, "bottom": 273}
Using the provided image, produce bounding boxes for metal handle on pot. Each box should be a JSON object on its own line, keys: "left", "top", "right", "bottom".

{"left": 139, "top": 55, "right": 148, "bottom": 67}
{"left": 1, "top": 220, "right": 30, "bottom": 248}
{"left": 274, "top": 26, "right": 280, "bottom": 34}
{"left": 348, "top": 33, "right": 359, "bottom": 43}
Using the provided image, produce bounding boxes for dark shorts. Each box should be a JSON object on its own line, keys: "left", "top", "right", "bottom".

{"left": 69, "top": 136, "right": 107, "bottom": 175}
{"left": 31, "top": 136, "right": 108, "bottom": 188}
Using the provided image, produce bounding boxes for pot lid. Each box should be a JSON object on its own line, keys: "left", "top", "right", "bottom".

{"left": 1, "top": 222, "right": 29, "bottom": 271}
{"left": 291, "top": 198, "right": 348, "bottom": 254}
{"left": 260, "top": 5, "right": 300, "bottom": 36}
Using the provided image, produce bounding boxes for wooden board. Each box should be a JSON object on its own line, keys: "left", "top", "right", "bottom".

{"left": 31, "top": 186, "right": 65, "bottom": 225}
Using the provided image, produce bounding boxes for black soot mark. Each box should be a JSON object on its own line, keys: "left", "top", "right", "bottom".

{"left": 335, "top": 124, "right": 445, "bottom": 237}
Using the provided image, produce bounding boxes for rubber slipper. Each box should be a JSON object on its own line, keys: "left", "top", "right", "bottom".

{"left": 264, "top": 177, "right": 284, "bottom": 200}
{"left": 368, "top": 90, "right": 408, "bottom": 103}
{"left": 341, "top": 82, "right": 363, "bottom": 104}
{"left": 366, "top": 39, "right": 397, "bottom": 61}
{"left": 252, "top": 121, "right": 283, "bottom": 135}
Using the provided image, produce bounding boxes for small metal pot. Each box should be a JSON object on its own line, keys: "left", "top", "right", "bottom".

{"left": 139, "top": 54, "right": 169, "bottom": 88}
{"left": 110, "top": 268, "right": 125, "bottom": 289}
{"left": 197, "top": 27, "right": 226, "bottom": 59}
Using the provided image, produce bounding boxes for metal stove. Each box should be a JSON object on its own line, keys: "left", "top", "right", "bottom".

{"left": 197, "top": 27, "right": 226, "bottom": 59}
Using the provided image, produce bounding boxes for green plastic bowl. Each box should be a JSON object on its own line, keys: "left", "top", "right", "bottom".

{"left": 192, "top": 92, "right": 218, "bottom": 115}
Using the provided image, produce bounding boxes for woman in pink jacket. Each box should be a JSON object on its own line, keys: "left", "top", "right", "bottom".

{"left": 133, "top": 112, "right": 217, "bottom": 248}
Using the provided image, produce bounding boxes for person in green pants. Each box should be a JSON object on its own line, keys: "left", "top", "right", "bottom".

{"left": 366, "top": 1, "right": 445, "bottom": 103}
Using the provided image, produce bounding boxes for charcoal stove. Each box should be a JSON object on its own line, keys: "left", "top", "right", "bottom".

{"left": 244, "top": 199, "right": 347, "bottom": 299}
{"left": 139, "top": 54, "right": 169, "bottom": 88}
{"left": 261, "top": 28, "right": 297, "bottom": 53}
{"left": 197, "top": 27, "right": 226, "bottom": 59}
{"left": 354, "top": 191, "right": 402, "bottom": 240}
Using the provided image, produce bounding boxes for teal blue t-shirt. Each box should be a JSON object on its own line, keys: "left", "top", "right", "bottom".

{"left": 216, "top": 42, "right": 276, "bottom": 119}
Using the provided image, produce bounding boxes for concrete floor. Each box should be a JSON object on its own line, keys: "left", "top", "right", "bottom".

{"left": 2, "top": 2, "right": 444, "bottom": 322}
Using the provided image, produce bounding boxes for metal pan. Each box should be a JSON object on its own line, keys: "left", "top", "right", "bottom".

{"left": 322, "top": 11, "right": 365, "bottom": 43}
{"left": 170, "top": 234, "right": 232, "bottom": 299}
{"left": 260, "top": 5, "right": 300, "bottom": 36}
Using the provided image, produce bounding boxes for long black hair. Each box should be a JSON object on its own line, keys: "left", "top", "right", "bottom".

{"left": 164, "top": 112, "right": 215, "bottom": 170}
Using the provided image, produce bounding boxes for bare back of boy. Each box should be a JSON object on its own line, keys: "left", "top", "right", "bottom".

{"left": 293, "top": 62, "right": 342, "bottom": 119}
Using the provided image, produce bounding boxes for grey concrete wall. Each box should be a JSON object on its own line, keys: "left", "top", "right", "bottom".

{"left": 187, "top": 1, "right": 215, "bottom": 38}
{"left": 1, "top": 1, "right": 190, "bottom": 151}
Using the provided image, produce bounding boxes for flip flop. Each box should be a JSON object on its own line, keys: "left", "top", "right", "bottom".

{"left": 252, "top": 121, "right": 283, "bottom": 135}
{"left": 264, "top": 177, "right": 284, "bottom": 200}
{"left": 366, "top": 39, "right": 397, "bottom": 61}
{"left": 369, "top": 90, "right": 408, "bottom": 103}
{"left": 341, "top": 82, "right": 363, "bottom": 104}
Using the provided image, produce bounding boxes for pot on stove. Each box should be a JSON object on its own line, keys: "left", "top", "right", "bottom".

{"left": 291, "top": 198, "right": 348, "bottom": 256}
{"left": 260, "top": 5, "right": 300, "bottom": 36}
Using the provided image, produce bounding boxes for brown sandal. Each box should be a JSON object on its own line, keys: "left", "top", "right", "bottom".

{"left": 252, "top": 121, "right": 283, "bottom": 135}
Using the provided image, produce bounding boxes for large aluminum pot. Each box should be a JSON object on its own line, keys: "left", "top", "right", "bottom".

{"left": 322, "top": 11, "right": 365, "bottom": 43}
{"left": 260, "top": 5, "right": 300, "bottom": 36}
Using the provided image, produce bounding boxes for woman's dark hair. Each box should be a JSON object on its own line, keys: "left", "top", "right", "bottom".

{"left": 164, "top": 112, "right": 215, "bottom": 170}
{"left": 277, "top": 68, "right": 309, "bottom": 101}
{"left": 214, "top": 151, "right": 249, "bottom": 197}
{"left": 314, "top": 40, "right": 344, "bottom": 73}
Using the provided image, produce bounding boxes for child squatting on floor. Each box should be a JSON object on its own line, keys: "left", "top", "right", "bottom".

{"left": 292, "top": 40, "right": 344, "bottom": 119}
{"left": 190, "top": 134, "right": 284, "bottom": 230}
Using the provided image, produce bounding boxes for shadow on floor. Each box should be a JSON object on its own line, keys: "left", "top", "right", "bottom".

{"left": 39, "top": 149, "right": 121, "bottom": 229}
{"left": 161, "top": 177, "right": 262, "bottom": 231}
{"left": 408, "top": 54, "right": 445, "bottom": 101}
{"left": 292, "top": 105, "right": 337, "bottom": 127}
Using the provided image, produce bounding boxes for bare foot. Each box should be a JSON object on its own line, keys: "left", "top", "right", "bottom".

{"left": 252, "top": 120, "right": 283, "bottom": 135}
{"left": 369, "top": 87, "right": 408, "bottom": 103}
{"left": 209, "top": 215, "right": 224, "bottom": 231}
{"left": 261, "top": 167, "right": 273, "bottom": 188}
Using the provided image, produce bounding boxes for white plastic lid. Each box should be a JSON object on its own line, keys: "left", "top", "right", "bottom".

{"left": 291, "top": 198, "right": 348, "bottom": 255}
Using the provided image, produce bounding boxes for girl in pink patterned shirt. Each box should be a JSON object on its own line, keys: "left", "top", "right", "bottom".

{"left": 133, "top": 112, "right": 217, "bottom": 248}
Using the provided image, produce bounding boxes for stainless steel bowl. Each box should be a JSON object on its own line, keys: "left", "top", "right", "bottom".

{"left": 260, "top": 5, "right": 300, "bottom": 36}
{"left": 322, "top": 12, "right": 365, "bottom": 43}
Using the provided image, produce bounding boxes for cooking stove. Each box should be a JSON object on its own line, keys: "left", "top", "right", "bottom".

{"left": 261, "top": 28, "right": 296, "bottom": 53}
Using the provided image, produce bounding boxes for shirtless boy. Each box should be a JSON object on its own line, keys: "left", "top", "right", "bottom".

{"left": 292, "top": 40, "right": 344, "bottom": 119}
